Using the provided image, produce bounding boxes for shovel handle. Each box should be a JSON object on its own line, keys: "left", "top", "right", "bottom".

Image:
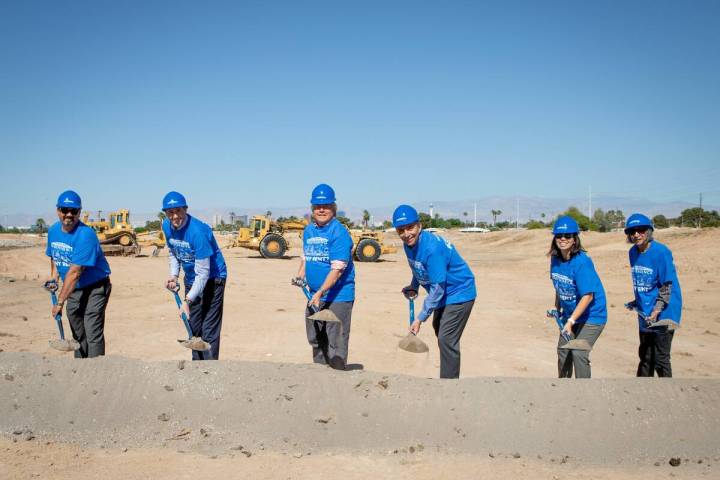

{"left": 408, "top": 298, "right": 415, "bottom": 326}
{"left": 293, "top": 280, "right": 321, "bottom": 314}
{"left": 547, "top": 309, "right": 573, "bottom": 342}
{"left": 172, "top": 290, "right": 194, "bottom": 339}
{"left": 49, "top": 291, "right": 66, "bottom": 340}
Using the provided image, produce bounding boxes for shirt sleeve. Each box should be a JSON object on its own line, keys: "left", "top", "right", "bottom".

{"left": 575, "top": 256, "right": 601, "bottom": 297}
{"left": 71, "top": 228, "right": 99, "bottom": 267}
{"left": 328, "top": 228, "right": 352, "bottom": 263}
{"left": 418, "top": 283, "right": 445, "bottom": 322}
{"left": 168, "top": 248, "right": 180, "bottom": 277}
{"left": 186, "top": 258, "right": 210, "bottom": 302}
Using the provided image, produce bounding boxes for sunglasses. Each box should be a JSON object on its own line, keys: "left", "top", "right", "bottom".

{"left": 626, "top": 227, "right": 649, "bottom": 235}
{"left": 554, "top": 234, "right": 575, "bottom": 240}
{"left": 59, "top": 207, "right": 80, "bottom": 215}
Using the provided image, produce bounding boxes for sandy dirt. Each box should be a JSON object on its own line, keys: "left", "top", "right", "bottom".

{"left": 1, "top": 227, "right": 720, "bottom": 478}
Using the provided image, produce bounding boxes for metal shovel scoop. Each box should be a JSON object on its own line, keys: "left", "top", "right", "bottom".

{"left": 624, "top": 303, "right": 680, "bottom": 331}
{"left": 170, "top": 289, "right": 211, "bottom": 351}
{"left": 547, "top": 309, "right": 592, "bottom": 351}
{"left": 291, "top": 278, "right": 341, "bottom": 323}
{"left": 43, "top": 281, "right": 81, "bottom": 352}
{"left": 398, "top": 298, "right": 429, "bottom": 353}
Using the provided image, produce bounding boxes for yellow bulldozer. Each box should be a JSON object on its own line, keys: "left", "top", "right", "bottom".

{"left": 227, "top": 215, "right": 397, "bottom": 262}
{"left": 82, "top": 209, "right": 140, "bottom": 256}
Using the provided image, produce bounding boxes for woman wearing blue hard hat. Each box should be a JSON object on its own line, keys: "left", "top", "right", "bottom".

{"left": 548, "top": 215, "right": 607, "bottom": 378}
{"left": 624, "top": 213, "right": 682, "bottom": 377}
{"left": 293, "top": 184, "right": 355, "bottom": 370}
{"left": 393, "top": 204, "right": 476, "bottom": 379}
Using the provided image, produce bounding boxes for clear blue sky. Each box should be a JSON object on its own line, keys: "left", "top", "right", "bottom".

{"left": 1, "top": 0, "right": 719, "bottom": 214}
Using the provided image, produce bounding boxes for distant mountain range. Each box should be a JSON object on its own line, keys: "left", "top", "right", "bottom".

{"left": 2, "top": 195, "right": 712, "bottom": 228}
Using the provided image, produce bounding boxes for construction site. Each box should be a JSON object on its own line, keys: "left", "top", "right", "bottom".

{"left": 1, "top": 227, "right": 719, "bottom": 479}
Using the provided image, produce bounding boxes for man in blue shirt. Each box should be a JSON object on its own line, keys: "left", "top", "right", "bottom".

{"left": 624, "top": 213, "right": 682, "bottom": 377}
{"left": 293, "top": 184, "right": 355, "bottom": 370}
{"left": 162, "top": 191, "right": 228, "bottom": 360}
{"left": 393, "top": 205, "right": 476, "bottom": 379}
{"left": 46, "top": 190, "right": 112, "bottom": 358}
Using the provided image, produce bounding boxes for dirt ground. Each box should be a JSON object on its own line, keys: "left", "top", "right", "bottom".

{"left": 1, "top": 227, "right": 720, "bottom": 478}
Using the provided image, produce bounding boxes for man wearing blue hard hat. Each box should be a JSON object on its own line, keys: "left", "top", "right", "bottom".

{"left": 624, "top": 213, "right": 682, "bottom": 377}
{"left": 393, "top": 204, "right": 476, "bottom": 379}
{"left": 162, "top": 191, "right": 228, "bottom": 360}
{"left": 548, "top": 215, "right": 607, "bottom": 378}
{"left": 46, "top": 190, "right": 112, "bottom": 358}
{"left": 293, "top": 183, "right": 355, "bottom": 370}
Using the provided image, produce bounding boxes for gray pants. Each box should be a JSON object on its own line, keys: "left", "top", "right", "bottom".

{"left": 305, "top": 301, "right": 353, "bottom": 370}
{"left": 66, "top": 277, "right": 112, "bottom": 358}
{"left": 432, "top": 300, "right": 474, "bottom": 379}
{"left": 557, "top": 322, "right": 604, "bottom": 378}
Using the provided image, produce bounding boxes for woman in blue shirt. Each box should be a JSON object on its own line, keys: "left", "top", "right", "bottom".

{"left": 624, "top": 213, "right": 682, "bottom": 377}
{"left": 548, "top": 216, "right": 607, "bottom": 378}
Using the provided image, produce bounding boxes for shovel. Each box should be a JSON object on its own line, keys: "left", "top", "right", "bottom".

{"left": 291, "top": 278, "right": 341, "bottom": 323}
{"left": 169, "top": 288, "right": 212, "bottom": 351}
{"left": 43, "top": 281, "right": 80, "bottom": 352}
{"left": 398, "top": 298, "right": 429, "bottom": 353}
{"left": 547, "top": 309, "right": 592, "bottom": 351}
{"left": 624, "top": 303, "right": 680, "bottom": 331}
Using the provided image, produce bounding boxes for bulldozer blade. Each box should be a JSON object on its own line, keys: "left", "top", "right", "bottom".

{"left": 558, "top": 338, "right": 592, "bottom": 351}
{"left": 398, "top": 333, "right": 429, "bottom": 353}
{"left": 49, "top": 338, "right": 81, "bottom": 352}
{"left": 307, "top": 309, "right": 341, "bottom": 323}
{"left": 177, "top": 337, "right": 212, "bottom": 351}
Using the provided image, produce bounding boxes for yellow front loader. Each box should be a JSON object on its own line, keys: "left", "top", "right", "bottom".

{"left": 82, "top": 209, "right": 140, "bottom": 256}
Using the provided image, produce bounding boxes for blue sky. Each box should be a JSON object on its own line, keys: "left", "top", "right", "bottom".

{"left": 1, "top": 0, "right": 719, "bottom": 215}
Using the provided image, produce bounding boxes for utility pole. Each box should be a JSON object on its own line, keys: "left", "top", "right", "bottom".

{"left": 473, "top": 202, "right": 477, "bottom": 227}
{"left": 516, "top": 198, "right": 519, "bottom": 230}
{"left": 699, "top": 193, "right": 703, "bottom": 228}
{"left": 588, "top": 186, "right": 592, "bottom": 219}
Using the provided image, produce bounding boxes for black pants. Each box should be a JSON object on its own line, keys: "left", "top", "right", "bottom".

{"left": 185, "top": 278, "right": 225, "bottom": 360}
{"left": 432, "top": 300, "right": 474, "bottom": 379}
{"left": 637, "top": 329, "right": 674, "bottom": 377}
{"left": 66, "top": 277, "right": 112, "bottom": 358}
{"left": 305, "top": 300, "right": 353, "bottom": 370}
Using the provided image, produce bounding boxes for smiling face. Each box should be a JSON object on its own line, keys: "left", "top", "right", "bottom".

{"left": 554, "top": 233, "right": 576, "bottom": 256}
{"left": 627, "top": 227, "right": 651, "bottom": 249}
{"left": 396, "top": 222, "right": 421, "bottom": 247}
{"left": 311, "top": 203, "right": 335, "bottom": 226}
{"left": 56, "top": 207, "right": 80, "bottom": 230}
{"left": 165, "top": 207, "right": 188, "bottom": 229}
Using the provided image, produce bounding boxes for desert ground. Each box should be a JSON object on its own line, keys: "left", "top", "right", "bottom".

{"left": 1, "top": 227, "right": 719, "bottom": 479}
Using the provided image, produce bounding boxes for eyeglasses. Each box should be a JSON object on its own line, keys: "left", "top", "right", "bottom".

{"left": 59, "top": 207, "right": 80, "bottom": 215}
{"left": 554, "top": 234, "right": 575, "bottom": 240}
{"left": 626, "top": 227, "right": 649, "bottom": 235}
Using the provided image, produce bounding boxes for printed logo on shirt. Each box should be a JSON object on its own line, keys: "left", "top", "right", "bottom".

{"left": 305, "top": 236, "right": 329, "bottom": 262}
{"left": 551, "top": 272, "right": 576, "bottom": 302}
{"left": 408, "top": 259, "right": 430, "bottom": 285}
{"left": 50, "top": 241, "right": 73, "bottom": 267}
{"left": 632, "top": 265, "right": 655, "bottom": 293}
{"left": 168, "top": 238, "right": 195, "bottom": 263}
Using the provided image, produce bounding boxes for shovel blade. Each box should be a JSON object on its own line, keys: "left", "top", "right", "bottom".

{"left": 177, "top": 337, "right": 212, "bottom": 351}
{"left": 558, "top": 338, "right": 592, "bottom": 351}
{"left": 648, "top": 319, "right": 680, "bottom": 331}
{"left": 398, "top": 333, "right": 429, "bottom": 353}
{"left": 308, "top": 309, "right": 341, "bottom": 323}
{"left": 49, "top": 339, "right": 81, "bottom": 352}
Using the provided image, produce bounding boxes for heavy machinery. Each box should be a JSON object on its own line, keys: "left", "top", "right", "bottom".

{"left": 227, "top": 215, "right": 397, "bottom": 262}
{"left": 137, "top": 230, "right": 166, "bottom": 257}
{"left": 82, "top": 209, "right": 140, "bottom": 256}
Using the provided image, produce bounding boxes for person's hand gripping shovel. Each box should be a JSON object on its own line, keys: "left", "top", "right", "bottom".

{"left": 291, "top": 277, "right": 340, "bottom": 322}
{"left": 43, "top": 280, "right": 80, "bottom": 352}
{"left": 624, "top": 302, "right": 679, "bottom": 331}
{"left": 167, "top": 286, "right": 211, "bottom": 351}
{"left": 547, "top": 309, "right": 592, "bottom": 351}
{"left": 398, "top": 288, "right": 429, "bottom": 353}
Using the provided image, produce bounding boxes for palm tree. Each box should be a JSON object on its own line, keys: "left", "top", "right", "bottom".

{"left": 229, "top": 211, "right": 236, "bottom": 225}
{"left": 266, "top": 210, "right": 272, "bottom": 218}
{"left": 36, "top": 218, "right": 46, "bottom": 235}
{"left": 158, "top": 211, "right": 166, "bottom": 221}
{"left": 463, "top": 211, "right": 468, "bottom": 226}
{"left": 491, "top": 209, "right": 502, "bottom": 226}
{"left": 362, "top": 210, "right": 370, "bottom": 228}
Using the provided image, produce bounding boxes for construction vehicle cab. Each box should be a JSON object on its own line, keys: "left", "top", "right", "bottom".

{"left": 82, "top": 209, "right": 140, "bottom": 256}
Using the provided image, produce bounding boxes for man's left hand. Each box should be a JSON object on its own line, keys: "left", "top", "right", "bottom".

{"left": 309, "top": 291, "right": 323, "bottom": 309}
{"left": 51, "top": 304, "right": 63, "bottom": 318}
{"left": 180, "top": 299, "right": 191, "bottom": 320}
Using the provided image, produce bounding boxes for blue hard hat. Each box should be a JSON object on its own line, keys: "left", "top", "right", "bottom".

{"left": 624, "top": 213, "right": 653, "bottom": 234}
{"left": 310, "top": 184, "right": 336, "bottom": 205}
{"left": 392, "top": 204, "right": 420, "bottom": 228}
{"left": 552, "top": 216, "right": 579, "bottom": 234}
{"left": 162, "top": 191, "right": 188, "bottom": 210}
{"left": 56, "top": 190, "right": 82, "bottom": 209}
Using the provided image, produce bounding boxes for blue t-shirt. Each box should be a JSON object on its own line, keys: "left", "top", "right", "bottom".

{"left": 303, "top": 218, "right": 355, "bottom": 302}
{"left": 45, "top": 222, "right": 111, "bottom": 289}
{"left": 404, "top": 230, "right": 476, "bottom": 306}
{"left": 162, "top": 215, "right": 227, "bottom": 285}
{"left": 550, "top": 252, "right": 607, "bottom": 325}
{"left": 629, "top": 241, "right": 682, "bottom": 331}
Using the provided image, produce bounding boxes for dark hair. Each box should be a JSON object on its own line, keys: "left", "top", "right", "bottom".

{"left": 547, "top": 234, "right": 586, "bottom": 258}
